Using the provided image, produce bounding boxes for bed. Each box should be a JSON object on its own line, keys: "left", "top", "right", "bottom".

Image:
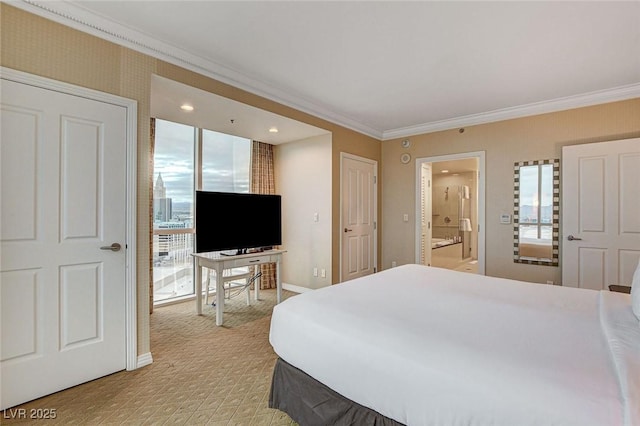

{"left": 269, "top": 263, "right": 640, "bottom": 426}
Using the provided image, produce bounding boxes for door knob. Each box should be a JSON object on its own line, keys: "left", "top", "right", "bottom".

{"left": 344, "top": 228, "right": 353, "bottom": 233}
{"left": 567, "top": 235, "right": 582, "bottom": 241}
{"left": 100, "top": 243, "right": 122, "bottom": 251}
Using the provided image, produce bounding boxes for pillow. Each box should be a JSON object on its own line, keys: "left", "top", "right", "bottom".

{"left": 632, "top": 258, "right": 640, "bottom": 320}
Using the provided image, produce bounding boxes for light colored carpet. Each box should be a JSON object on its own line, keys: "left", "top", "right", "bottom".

{"left": 3, "top": 289, "right": 297, "bottom": 425}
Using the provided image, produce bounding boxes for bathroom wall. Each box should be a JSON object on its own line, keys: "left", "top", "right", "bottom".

{"left": 432, "top": 172, "right": 476, "bottom": 259}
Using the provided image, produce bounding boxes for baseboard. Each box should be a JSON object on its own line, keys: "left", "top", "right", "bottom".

{"left": 136, "top": 352, "right": 153, "bottom": 369}
{"left": 282, "top": 282, "right": 313, "bottom": 294}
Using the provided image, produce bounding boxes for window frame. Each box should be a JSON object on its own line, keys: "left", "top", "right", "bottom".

{"left": 152, "top": 119, "right": 251, "bottom": 304}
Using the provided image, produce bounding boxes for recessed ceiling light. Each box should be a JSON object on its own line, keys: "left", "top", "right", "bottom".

{"left": 269, "top": 127, "right": 279, "bottom": 133}
{"left": 180, "top": 104, "right": 194, "bottom": 112}
{"left": 441, "top": 169, "right": 449, "bottom": 173}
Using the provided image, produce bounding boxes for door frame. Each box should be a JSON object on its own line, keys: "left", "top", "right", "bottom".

{"left": 419, "top": 162, "right": 433, "bottom": 266}
{"left": 339, "top": 152, "right": 378, "bottom": 282}
{"left": 1, "top": 67, "right": 138, "bottom": 370}
{"left": 414, "top": 151, "right": 486, "bottom": 275}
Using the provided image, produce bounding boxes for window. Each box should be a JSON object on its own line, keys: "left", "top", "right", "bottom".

{"left": 153, "top": 119, "right": 251, "bottom": 303}
{"left": 202, "top": 129, "right": 250, "bottom": 192}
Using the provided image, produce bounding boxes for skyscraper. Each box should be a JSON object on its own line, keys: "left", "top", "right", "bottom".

{"left": 153, "top": 173, "right": 172, "bottom": 222}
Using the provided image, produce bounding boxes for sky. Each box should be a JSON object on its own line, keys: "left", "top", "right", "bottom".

{"left": 154, "top": 119, "right": 250, "bottom": 205}
{"left": 519, "top": 163, "right": 553, "bottom": 208}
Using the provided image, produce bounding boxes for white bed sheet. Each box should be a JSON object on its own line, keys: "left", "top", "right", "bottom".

{"left": 269, "top": 264, "right": 640, "bottom": 426}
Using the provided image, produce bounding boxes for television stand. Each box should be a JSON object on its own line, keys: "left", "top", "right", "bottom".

{"left": 220, "top": 247, "right": 269, "bottom": 256}
{"left": 192, "top": 249, "right": 286, "bottom": 326}
{"left": 220, "top": 249, "right": 244, "bottom": 256}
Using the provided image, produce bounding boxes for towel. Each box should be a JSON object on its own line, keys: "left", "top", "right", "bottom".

{"left": 459, "top": 218, "right": 472, "bottom": 231}
{"left": 462, "top": 185, "right": 470, "bottom": 199}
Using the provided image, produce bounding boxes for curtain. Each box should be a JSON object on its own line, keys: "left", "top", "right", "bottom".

{"left": 250, "top": 141, "right": 277, "bottom": 289}
{"left": 149, "top": 118, "right": 156, "bottom": 314}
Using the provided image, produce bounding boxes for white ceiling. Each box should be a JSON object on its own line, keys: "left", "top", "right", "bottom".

{"left": 15, "top": 1, "right": 640, "bottom": 140}
{"left": 151, "top": 75, "right": 330, "bottom": 144}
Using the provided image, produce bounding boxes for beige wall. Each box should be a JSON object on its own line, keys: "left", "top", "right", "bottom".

{"left": 4, "top": 3, "right": 637, "bottom": 356}
{"left": 383, "top": 98, "right": 640, "bottom": 284}
{"left": 275, "top": 135, "right": 332, "bottom": 289}
{"left": 1, "top": 4, "right": 381, "bottom": 356}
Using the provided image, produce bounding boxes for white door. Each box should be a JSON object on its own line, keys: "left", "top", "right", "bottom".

{"left": 341, "top": 154, "right": 377, "bottom": 282}
{"left": 420, "top": 163, "right": 433, "bottom": 266}
{"left": 1, "top": 79, "right": 127, "bottom": 409}
{"left": 562, "top": 138, "right": 640, "bottom": 289}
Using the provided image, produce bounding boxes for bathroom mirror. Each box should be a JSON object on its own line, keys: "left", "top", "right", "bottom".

{"left": 513, "top": 159, "right": 559, "bottom": 266}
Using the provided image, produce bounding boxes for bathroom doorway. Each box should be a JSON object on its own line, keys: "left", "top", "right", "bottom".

{"left": 415, "top": 152, "right": 485, "bottom": 275}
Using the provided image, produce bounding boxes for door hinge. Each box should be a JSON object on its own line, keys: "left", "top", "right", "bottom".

{"left": 374, "top": 175, "right": 377, "bottom": 184}
{"left": 374, "top": 267, "right": 377, "bottom": 273}
{"left": 374, "top": 221, "right": 377, "bottom": 230}
{"left": 428, "top": 222, "right": 431, "bottom": 229}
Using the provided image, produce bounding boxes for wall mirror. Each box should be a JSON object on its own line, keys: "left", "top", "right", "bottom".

{"left": 513, "top": 159, "right": 559, "bottom": 266}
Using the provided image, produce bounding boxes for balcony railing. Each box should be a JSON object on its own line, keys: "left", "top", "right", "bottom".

{"left": 153, "top": 228, "right": 195, "bottom": 302}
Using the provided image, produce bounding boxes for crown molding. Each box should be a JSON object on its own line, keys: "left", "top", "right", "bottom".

{"left": 10, "top": 0, "right": 383, "bottom": 140}
{"left": 383, "top": 83, "right": 640, "bottom": 140}
{"left": 8, "top": 1, "right": 639, "bottom": 143}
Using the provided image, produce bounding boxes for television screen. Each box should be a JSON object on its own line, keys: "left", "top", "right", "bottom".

{"left": 195, "top": 191, "right": 282, "bottom": 253}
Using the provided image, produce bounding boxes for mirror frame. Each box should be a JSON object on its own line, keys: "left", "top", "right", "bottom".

{"left": 513, "top": 159, "right": 560, "bottom": 266}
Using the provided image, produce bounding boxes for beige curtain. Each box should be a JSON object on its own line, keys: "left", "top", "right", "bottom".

{"left": 149, "top": 118, "right": 156, "bottom": 314}
{"left": 250, "top": 141, "right": 277, "bottom": 289}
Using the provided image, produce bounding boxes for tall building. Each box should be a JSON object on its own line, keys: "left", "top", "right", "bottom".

{"left": 154, "top": 221, "right": 191, "bottom": 259}
{"left": 153, "top": 173, "right": 172, "bottom": 222}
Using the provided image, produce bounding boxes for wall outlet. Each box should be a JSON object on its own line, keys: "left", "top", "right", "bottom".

{"left": 321, "top": 269, "right": 326, "bottom": 278}
{"left": 313, "top": 267, "right": 318, "bottom": 277}
{"left": 391, "top": 261, "right": 397, "bottom": 267}
{"left": 546, "top": 280, "right": 554, "bottom": 285}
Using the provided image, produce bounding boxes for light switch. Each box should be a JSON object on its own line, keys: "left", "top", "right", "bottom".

{"left": 403, "top": 213, "right": 409, "bottom": 222}
{"left": 313, "top": 212, "right": 319, "bottom": 222}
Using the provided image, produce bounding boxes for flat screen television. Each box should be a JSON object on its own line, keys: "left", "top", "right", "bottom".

{"left": 195, "top": 191, "right": 282, "bottom": 254}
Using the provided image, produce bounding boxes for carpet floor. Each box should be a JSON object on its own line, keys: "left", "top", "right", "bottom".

{"left": 2, "top": 289, "right": 297, "bottom": 425}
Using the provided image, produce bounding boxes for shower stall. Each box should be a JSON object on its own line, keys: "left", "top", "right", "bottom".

{"left": 431, "top": 183, "right": 473, "bottom": 268}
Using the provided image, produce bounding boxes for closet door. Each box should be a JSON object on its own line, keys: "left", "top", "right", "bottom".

{"left": 341, "top": 154, "right": 377, "bottom": 282}
{"left": 1, "top": 78, "right": 127, "bottom": 409}
{"left": 562, "top": 138, "right": 640, "bottom": 289}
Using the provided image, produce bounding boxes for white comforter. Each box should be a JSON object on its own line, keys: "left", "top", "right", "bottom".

{"left": 269, "top": 264, "right": 640, "bottom": 426}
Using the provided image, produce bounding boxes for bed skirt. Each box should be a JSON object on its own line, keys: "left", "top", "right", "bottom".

{"left": 269, "top": 358, "right": 404, "bottom": 426}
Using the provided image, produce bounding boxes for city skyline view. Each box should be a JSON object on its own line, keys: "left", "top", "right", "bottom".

{"left": 154, "top": 119, "right": 250, "bottom": 204}
{"left": 152, "top": 119, "right": 252, "bottom": 302}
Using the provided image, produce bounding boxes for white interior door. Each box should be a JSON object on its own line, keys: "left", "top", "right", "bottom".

{"left": 562, "top": 138, "right": 640, "bottom": 289}
{"left": 421, "top": 163, "right": 433, "bottom": 266}
{"left": 1, "top": 79, "right": 127, "bottom": 409}
{"left": 341, "top": 154, "right": 377, "bottom": 282}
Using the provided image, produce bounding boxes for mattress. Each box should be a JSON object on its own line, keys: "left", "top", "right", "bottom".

{"left": 269, "top": 264, "right": 640, "bottom": 426}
